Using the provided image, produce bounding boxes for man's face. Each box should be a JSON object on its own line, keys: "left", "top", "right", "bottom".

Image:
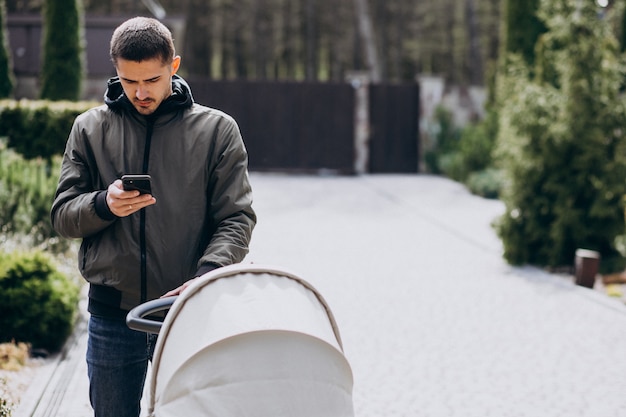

{"left": 115, "top": 56, "right": 181, "bottom": 116}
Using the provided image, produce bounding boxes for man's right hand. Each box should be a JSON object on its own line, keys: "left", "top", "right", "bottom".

{"left": 106, "top": 179, "right": 156, "bottom": 217}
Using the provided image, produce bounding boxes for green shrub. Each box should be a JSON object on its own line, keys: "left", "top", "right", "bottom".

{"left": 431, "top": 104, "right": 501, "bottom": 200}
{"left": 0, "top": 142, "right": 68, "bottom": 253}
{"left": 427, "top": 100, "right": 499, "bottom": 184}
{"left": 502, "top": 0, "right": 546, "bottom": 68}
{"left": 466, "top": 168, "right": 505, "bottom": 200}
{"left": 424, "top": 106, "right": 461, "bottom": 174}
{"left": 0, "top": 250, "right": 79, "bottom": 352}
{"left": 0, "top": 99, "right": 98, "bottom": 160}
{"left": 438, "top": 151, "right": 466, "bottom": 182}
{"left": 494, "top": 0, "right": 626, "bottom": 271}
{"left": 457, "top": 115, "right": 496, "bottom": 175}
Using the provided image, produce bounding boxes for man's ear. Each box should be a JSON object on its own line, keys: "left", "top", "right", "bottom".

{"left": 171, "top": 56, "right": 181, "bottom": 75}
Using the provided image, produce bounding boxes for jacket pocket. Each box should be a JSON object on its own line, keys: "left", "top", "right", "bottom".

{"left": 80, "top": 238, "right": 94, "bottom": 274}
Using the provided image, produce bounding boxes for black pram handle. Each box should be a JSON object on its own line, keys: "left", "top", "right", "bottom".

{"left": 126, "top": 297, "right": 177, "bottom": 334}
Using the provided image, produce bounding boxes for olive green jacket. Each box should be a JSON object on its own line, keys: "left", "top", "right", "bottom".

{"left": 51, "top": 76, "right": 256, "bottom": 315}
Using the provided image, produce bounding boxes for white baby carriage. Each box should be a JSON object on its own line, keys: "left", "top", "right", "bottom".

{"left": 127, "top": 264, "right": 354, "bottom": 417}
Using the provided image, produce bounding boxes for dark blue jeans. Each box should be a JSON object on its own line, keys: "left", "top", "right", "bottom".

{"left": 87, "top": 316, "right": 157, "bottom": 417}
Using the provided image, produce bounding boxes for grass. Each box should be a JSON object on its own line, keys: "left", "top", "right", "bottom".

{"left": 0, "top": 343, "right": 29, "bottom": 372}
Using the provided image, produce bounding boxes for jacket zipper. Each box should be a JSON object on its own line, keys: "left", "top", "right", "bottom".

{"left": 140, "top": 118, "right": 155, "bottom": 303}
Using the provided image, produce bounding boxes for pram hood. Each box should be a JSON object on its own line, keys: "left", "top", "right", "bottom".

{"left": 146, "top": 264, "right": 354, "bottom": 417}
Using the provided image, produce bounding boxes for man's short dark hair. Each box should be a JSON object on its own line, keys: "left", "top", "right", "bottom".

{"left": 110, "top": 17, "right": 175, "bottom": 66}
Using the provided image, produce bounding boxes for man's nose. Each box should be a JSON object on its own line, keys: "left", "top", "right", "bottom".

{"left": 136, "top": 84, "right": 149, "bottom": 100}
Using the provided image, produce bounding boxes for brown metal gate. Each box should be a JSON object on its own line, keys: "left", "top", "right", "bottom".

{"left": 191, "top": 80, "right": 419, "bottom": 174}
{"left": 190, "top": 79, "right": 356, "bottom": 174}
{"left": 368, "top": 83, "right": 420, "bottom": 173}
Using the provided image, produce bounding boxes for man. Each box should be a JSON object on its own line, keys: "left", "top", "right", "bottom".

{"left": 51, "top": 17, "right": 256, "bottom": 417}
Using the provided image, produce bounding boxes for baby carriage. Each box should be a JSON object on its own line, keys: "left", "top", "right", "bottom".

{"left": 127, "top": 264, "right": 354, "bottom": 417}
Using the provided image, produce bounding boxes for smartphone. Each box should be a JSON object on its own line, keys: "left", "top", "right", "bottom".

{"left": 122, "top": 174, "right": 152, "bottom": 195}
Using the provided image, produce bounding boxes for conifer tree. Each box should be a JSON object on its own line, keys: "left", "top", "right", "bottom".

{"left": 495, "top": 0, "right": 626, "bottom": 271}
{"left": 621, "top": 2, "right": 626, "bottom": 52}
{"left": 40, "top": 0, "right": 84, "bottom": 100}
{"left": 501, "top": 0, "right": 546, "bottom": 66}
{"left": 0, "top": 0, "right": 13, "bottom": 98}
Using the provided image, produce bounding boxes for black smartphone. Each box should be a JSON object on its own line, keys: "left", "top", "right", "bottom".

{"left": 122, "top": 174, "right": 152, "bottom": 195}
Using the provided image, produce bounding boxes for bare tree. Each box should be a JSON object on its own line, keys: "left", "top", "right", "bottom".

{"left": 304, "top": 0, "right": 317, "bottom": 80}
{"left": 353, "top": 0, "right": 381, "bottom": 82}
{"left": 311, "top": 0, "right": 352, "bottom": 81}
{"left": 5, "top": 0, "right": 505, "bottom": 85}
{"left": 183, "top": 0, "right": 212, "bottom": 78}
{"left": 465, "top": 0, "right": 484, "bottom": 85}
{"left": 277, "top": 0, "right": 300, "bottom": 79}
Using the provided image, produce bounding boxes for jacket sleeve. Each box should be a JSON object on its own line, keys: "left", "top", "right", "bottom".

{"left": 50, "top": 117, "right": 117, "bottom": 239}
{"left": 198, "top": 117, "right": 256, "bottom": 269}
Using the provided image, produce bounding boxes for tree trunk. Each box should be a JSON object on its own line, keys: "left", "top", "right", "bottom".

{"left": 253, "top": 0, "right": 271, "bottom": 79}
{"left": 465, "top": 0, "right": 483, "bottom": 84}
{"left": 354, "top": 0, "right": 381, "bottom": 82}
{"left": 304, "top": 0, "right": 317, "bottom": 81}
{"left": 280, "top": 0, "right": 298, "bottom": 79}
{"left": 183, "top": 0, "right": 212, "bottom": 77}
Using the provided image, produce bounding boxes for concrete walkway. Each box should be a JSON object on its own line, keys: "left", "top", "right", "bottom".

{"left": 14, "top": 173, "right": 626, "bottom": 417}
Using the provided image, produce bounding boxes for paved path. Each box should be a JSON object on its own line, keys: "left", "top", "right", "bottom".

{"left": 14, "top": 173, "right": 626, "bottom": 417}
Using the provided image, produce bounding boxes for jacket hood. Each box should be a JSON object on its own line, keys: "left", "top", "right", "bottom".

{"left": 104, "top": 74, "right": 194, "bottom": 116}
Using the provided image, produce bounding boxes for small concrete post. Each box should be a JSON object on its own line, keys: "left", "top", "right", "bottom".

{"left": 574, "top": 249, "right": 600, "bottom": 289}
{"left": 346, "top": 72, "right": 370, "bottom": 175}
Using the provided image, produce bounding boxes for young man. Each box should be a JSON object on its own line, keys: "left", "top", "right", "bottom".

{"left": 51, "top": 17, "right": 256, "bottom": 417}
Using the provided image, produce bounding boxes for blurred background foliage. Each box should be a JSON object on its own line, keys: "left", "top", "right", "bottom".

{"left": 6, "top": 0, "right": 501, "bottom": 84}
{"left": 1, "top": 0, "right": 626, "bottom": 281}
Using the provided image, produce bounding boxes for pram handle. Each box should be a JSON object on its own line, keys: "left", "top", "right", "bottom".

{"left": 126, "top": 297, "right": 177, "bottom": 334}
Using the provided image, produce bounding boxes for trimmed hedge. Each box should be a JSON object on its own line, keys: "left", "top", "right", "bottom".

{"left": 0, "top": 250, "right": 79, "bottom": 352}
{"left": 0, "top": 99, "right": 98, "bottom": 160}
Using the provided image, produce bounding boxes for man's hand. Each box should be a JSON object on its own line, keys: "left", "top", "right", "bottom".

{"left": 161, "top": 278, "right": 199, "bottom": 298}
{"left": 107, "top": 179, "right": 156, "bottom": 217}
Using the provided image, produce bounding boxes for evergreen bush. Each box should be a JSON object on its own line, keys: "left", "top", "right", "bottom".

{"left": 432, "top": 106, "right": 503, "bottom": 198}
{"left": 424, "top": 106, "right": 461, "bottom": 174}
{"left": 501, "top": 0, "right": 547, "bottom": 68}
{"left": 466, "top": 168, "right": 505, "bottom": 200}
{"left": 0, "top": 250, "right": 79, "bottom": 352}
{"left": 495, "top": 0, "right": 626, "bottom": 271}
{"left": 40, "top": 0, "right": 84, "bottom": 100}
{"left": 0, "top": 142, "right": 68, "bottom": 253}
{"left": 439, "top": 114, "right": 499, "bottom": 179}
{"left": 438, "top": 151, "right": 465, "bottom": 182}
{"left": 458, "top": 113, "right": 497, "bottom": 175}
{"left": 0, "top": 0, "right": 13, "bottom": 98}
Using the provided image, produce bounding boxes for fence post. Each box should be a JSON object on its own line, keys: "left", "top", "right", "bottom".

{"left": 346, "top": 72, "right": 370, "bottom": 175}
